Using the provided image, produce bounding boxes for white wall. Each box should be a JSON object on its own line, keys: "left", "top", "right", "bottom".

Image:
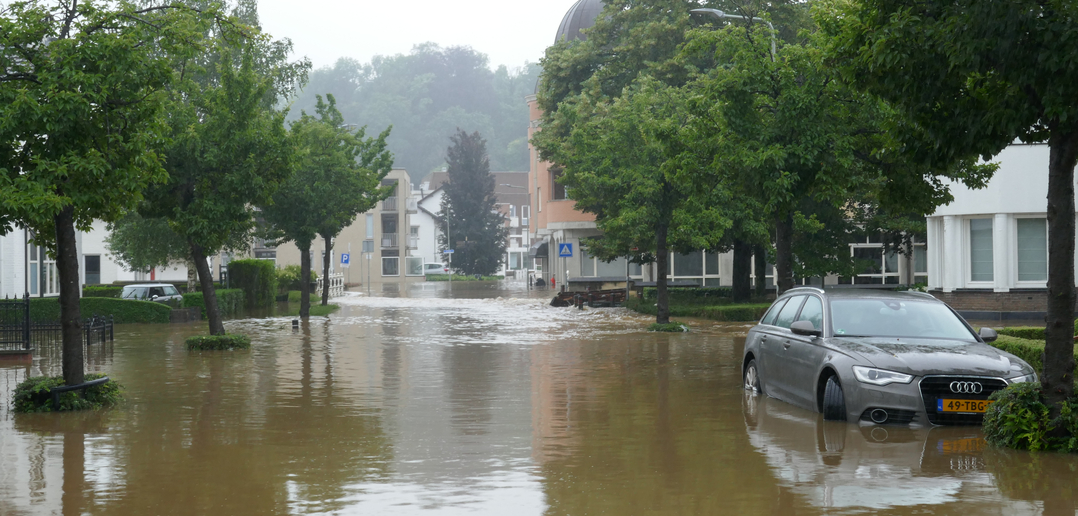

{"left": 416, "top": 189, "right": 445, "bottom": 265}
{"left": 933, "top": 144, "right": 1056, "bottom": 217}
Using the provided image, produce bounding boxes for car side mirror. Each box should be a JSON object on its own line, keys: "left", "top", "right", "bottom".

{"left": 791, "top": 320, "right": 822, "bottom": 337}
{"left": 151, "top": 295, "right": 158, "bottom": 300}
{"left": 979, "top": 327, "right": 998, "bottom": 343}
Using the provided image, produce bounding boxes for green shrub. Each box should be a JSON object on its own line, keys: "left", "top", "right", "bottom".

{"left": 649, "top": 322, "right": 690, "bottom": 332}
{"left": 984, "top": 382, "right": 1078, "bottom": 452}
{"left": 185, "top": 334, "right": 251, "bottom": 351}
{"left": 12, "top": 373, "right": 124, "bottom": 413}
{"left": 624, "top": 297, "right": 769, "bottom": 322}
{"left": 642, "top": 287, "right": 733, "bottom": 302}
{"left": 425, "top": 274, "right": 502, "bottom": 282}
{"left": 28, "top": 297, "right": 170, "bottom": 323}
{"left": 287, "top": 290, "right": 322, "bottom": 303}
{"left": 82, "top": 285, "right": 122, "bottom": 298}
{"left": 276, "top": 265, "right": 317, "bottom": 291}
{"left": 998, "top": 327, "right": 1046, "bottom": 340}
{"left": 229, "top": 258, "right": 278, "bottom": 309}
{"left": 182, "top": 289, "right": 245, "bottom": 319}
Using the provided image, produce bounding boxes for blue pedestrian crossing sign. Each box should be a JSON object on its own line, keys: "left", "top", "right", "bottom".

{"left": 558, "top": 243, "right": 573, "bottom": 257}
{"left": 340, "top": 253, "right": 350, "bottom": 267}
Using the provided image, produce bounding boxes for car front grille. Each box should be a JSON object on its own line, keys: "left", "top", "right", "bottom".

{"left": 919, "top": 376, "right": 1007, "bottom": 425}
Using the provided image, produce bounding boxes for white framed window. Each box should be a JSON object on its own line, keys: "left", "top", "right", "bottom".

{"left": 913, "top": 241, "right": 927, "bottom": 285}
{"left": 580, "top": 248, "right": 634, "bottom": 278}
{"left": 968, "top": 218, "right": 994, "bottom": 283}
{"left": 840, "top": 234, "right": 900, "bottom": 285}
{"left": 509, "top": 252, "right": 522, "bottom": 270}
{"left": 405, "top": 256, "right": 424, "bottom": 276}
{"left": 522, "top": 205, "right": 530, "bottom": 225}
{"left": 366, "top": 214, "right": 375, "bottom": 239}
{"left": 382, "top": 257, "right": 399, "bottom": 276}
{"left": 1016, "top": 217, "right": 1047, "bottom": 283}
{"left": 509, "top": 205, "right": 517, "bottom": 219}
{"left": 666, "top": 251, "right": 722, "bottom": 286}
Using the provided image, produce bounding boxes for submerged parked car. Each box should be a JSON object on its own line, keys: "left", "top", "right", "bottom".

{"left": 742, "top": 288, "right": 1037, "bottom": 426}
{"left": 120, "top": 283, "right": 183, "bottom": 304}
{"left": 424, "top": 263, "right": 450, "bottom": 275}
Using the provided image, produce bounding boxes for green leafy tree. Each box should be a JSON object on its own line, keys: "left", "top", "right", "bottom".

{"left": 438, "top": 130, "right": 508, "bottom": 276}
{"left": 262, "top": 94, "right": 393, "bottom": 317}
{"left": 142, "top": 5, "right": 308, "bottom": 335}
{"left": 0, "top": 0, "right": 203, "bottom": 387}
{"left": 534, "top": 77, "right": 731, "bottom": 323}
{"left": 679, "top": 24, "right": 989, "bottom": 294}
{"left": 820, "top": 0, "right": 1078, "bottom": 410}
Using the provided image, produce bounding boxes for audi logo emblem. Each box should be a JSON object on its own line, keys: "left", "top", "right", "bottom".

{"left": 950, "top": 381, "right": 984, "bottom": 394}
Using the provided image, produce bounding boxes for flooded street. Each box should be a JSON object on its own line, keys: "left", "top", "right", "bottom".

{"left": 3, "top": 282, "right": 1078, "bottom": 515}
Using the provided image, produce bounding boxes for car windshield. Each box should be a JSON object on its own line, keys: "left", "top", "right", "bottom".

{"left": 830, "top": 299, "right": 976, "bottom": 340}
{"left": 162, "top": 286, "right": 179, "bottom": 296}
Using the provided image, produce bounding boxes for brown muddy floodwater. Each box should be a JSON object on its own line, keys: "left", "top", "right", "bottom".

{"left": 3, "top": 281, "right": 1078, "bottom": 515}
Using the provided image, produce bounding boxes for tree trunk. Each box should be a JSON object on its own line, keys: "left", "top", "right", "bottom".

{"left": 1043, "top": 130, "right": 1078, "bottom": 412}
{"left": 321, "top": 234, "right": 332, "bottom": 306}
{"left": 187, "top": 260, "right": 197, "bottom": 293}
{"left": 299, "top": 242, "right": 312, "bottom": 319}
{"left": 55, "top": 206, "right": 84, "bottom": 387}
{"left": 732, "top": 239, "right": 752, "bottom": 303}
{"left": 656, "top": 222, "right": 670, "bottom": 325}
{"left": 775, "top": 213, "right": 794, "bottom": 294}
{"left": 190, "top": 243, "right": 225, "bottom": 336}
{"left": 754, "top": 244, "right": 767, "bottom": 298}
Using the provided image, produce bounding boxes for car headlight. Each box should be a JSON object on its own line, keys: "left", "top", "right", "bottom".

{"left": 852, "top": 366, "right": 914, "bottom": 386}
{"left": 1006, "top": 373, "right": 1038, "bottom": 384}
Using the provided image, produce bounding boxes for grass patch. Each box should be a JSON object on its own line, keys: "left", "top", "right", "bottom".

{"left": 283, "top": 303, "right": 340, "bottom": 317}
{"left": 12, "top": 373, "right": 123, "bottom": 413}
{"left": 649, "top": 322, "right": 690, "bottom": 332}
{"left": 624, "top": 297, "right": 769, "bottom": 322}
{"left": 287, "top": 290, "right": 322, "bottom": 303}
{"left": 425, "top": 274, "right": 503, "bottom": 282}
{"left": 185, "top": 334, "right": 251, "bottom": 351}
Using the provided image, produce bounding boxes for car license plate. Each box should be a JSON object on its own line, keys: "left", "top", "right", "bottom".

{"left": 937, "top": 399, "right": 993, "bottom": 413}
{"left": 936, "top": 437, "right": 987, "bottom": 454}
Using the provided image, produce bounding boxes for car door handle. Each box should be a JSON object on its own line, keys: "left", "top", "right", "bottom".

{"left": 783, "top": 342, "right": 792, "bottom": 350}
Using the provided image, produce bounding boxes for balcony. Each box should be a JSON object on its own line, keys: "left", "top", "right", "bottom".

{"left": 381, "top": 233, "right": 398, "bottom": 248}
{"left": 406, "top": 198, "right": 418, "bottom": 213}
{"left": 383, "top": 197, "right": 398, "bottom": 211}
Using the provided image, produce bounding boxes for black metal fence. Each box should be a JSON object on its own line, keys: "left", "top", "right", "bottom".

{"left": 0, "top": 295, "right": 115, "bottom": 352}
{"left": 0, "top": 294, "right": 31, "bottom": 352}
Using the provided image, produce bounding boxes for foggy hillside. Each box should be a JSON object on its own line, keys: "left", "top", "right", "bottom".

{"left": 289, "top": 43, "right": 542, "bottom": 185}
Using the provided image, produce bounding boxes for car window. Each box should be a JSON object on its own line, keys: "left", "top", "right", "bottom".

{"left": 761, "top": 298, "right": 788, "bottom": 326}
{"left": 162, "top": 286, "right": 179, "bottom": 296}
{"left": 125, "top": 287, "right": 147, "bottom": 299}
{"left": 830, "top": 298, "right": 976, "bottom": 340}
{"left": 773, "top": 296, "right": 806, "bottom": 329}
{"left": 795, "top": 296, "right": 824, "bottom": 331}
{"left": 149, "top": 287, "right": 165, "bottom": 297}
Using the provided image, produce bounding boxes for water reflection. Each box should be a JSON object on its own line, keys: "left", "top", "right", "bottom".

{"left": 2, "top": 285, "right": 1078, "bottom": 515}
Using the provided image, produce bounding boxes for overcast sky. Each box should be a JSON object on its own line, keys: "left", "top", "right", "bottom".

{"left": 256, "top": 0, "right": 581, "bottom": 72}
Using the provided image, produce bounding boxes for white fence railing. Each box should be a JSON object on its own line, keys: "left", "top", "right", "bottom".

{"left": 316, "top": 273, "right": 345, "bottom": 298}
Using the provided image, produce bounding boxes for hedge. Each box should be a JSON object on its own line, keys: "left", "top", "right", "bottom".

{"left": 229, "top": 259, "right": 278, "bottom": 309}
{"left": 623, "top": 297, "right": 770, "bottom": 322}
{"left": 983, "top": 382, "right": 1078, "bottom": 452}
{"left": 997, "top": 320, "right": 1078, "bottom": 341}
{"left": 641, "top": 287, "right": 733, "bottom": 302}
{"left": 12, "top": 373, "right": 124, "bottom": 413}
{"left": 185, "top": 334, "right": 251, "bottom": 351}
{"left": 276, "top": 265, "right": 317, "bottom": 292}
{"left": 28, "top": 297, "right": 171, "bottom": 324}
{"left": 989, "top": 335, "right": 1078, "bottom": 375}
{"left": 182, "top": 289, "right": 245, "bottom": 319}
{"left": 82, "top": 285, "right": 123, "bottom": 298}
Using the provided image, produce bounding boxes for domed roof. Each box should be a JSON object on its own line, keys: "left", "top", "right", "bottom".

{"left": 555, "top": 0, "right": 603, "bottom": 42}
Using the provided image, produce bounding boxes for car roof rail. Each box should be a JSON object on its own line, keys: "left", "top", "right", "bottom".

{"left": 902, "top": 290, "right": 936, "bottom": 299}
{"left": 785, "top": 286, "right": 825, "bottom": 294}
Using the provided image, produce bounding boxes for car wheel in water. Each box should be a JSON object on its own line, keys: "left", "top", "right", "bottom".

{"left": 744, "top": 359, "right": 761, "bottom": 393}
{"left": 822, "top": 375, "right": 847, "bottom": 421}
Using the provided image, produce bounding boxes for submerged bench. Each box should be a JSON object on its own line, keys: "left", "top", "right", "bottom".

{"left": 49, "top": 376, "right": 110, "bottom": 408}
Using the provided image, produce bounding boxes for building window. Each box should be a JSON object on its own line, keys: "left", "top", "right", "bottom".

{"left": 537, "top": 188, "right": 542, "bottom": 211}
{"left": 969, "top": 218, "right": 993, "bottom": 282}
{"left": 509, "top": 252, "right": 522, "bottom": 270}
{"left": 913, "top": 242, "right": 927, "bottom": 284}
{"left": 509, "top": 205, "right": 517, "bottom": 219}
{"left": 382, "top": 257, "right": 399, "bottom": 276}
{"left": 551, "top": 169, "right": 568, "bottom": 200}
{"left": 1017, "top": 217, "right": 1047, "bottom": 282}
{"left": 522, "top": 205, "right": 530, "bottom": 225}
{"left": 580, "top": 247, "right": 630, "bottom": 277}
{"left": 405, "top": 256, "right": 423, "bottom": 276}
{"left": 85, "top": 255, "right": 101, "bottom": 285}
{"left": 841, "top": 235, "right": 901, "bottom": 285}
{"left": 366, "top": 214, "right": 375, "bottom": 239}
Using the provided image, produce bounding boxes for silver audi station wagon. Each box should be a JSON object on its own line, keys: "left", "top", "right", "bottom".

{"left": 742, "top": 288, "right": 1037, "bottom": 426}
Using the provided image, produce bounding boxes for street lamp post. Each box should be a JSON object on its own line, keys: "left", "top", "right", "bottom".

{"left": 689, "top": 8, "right": 776, "bottom": 59}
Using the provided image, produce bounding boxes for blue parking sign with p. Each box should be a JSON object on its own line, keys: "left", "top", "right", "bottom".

{"left": 341, "top": 253, "right": 350, "bottom": 266}
{"left": 558, "top": 243, "right": 573, "bottom": 257}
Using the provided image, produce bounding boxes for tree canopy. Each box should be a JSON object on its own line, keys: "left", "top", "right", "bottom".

{"left": 438, "top": 129, "right": 508, "bottom": 276}
{"left": 820, "top": 0, "right": 1078, "bottom": 409}
{"left": 261, "top": 94, "right": 393, "bottom": 316}
{"left": 0, "top": 0, "right": 207, "bottom": 386}
{"left": 291, "top": 44, "right": 540, "bottom": 183}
